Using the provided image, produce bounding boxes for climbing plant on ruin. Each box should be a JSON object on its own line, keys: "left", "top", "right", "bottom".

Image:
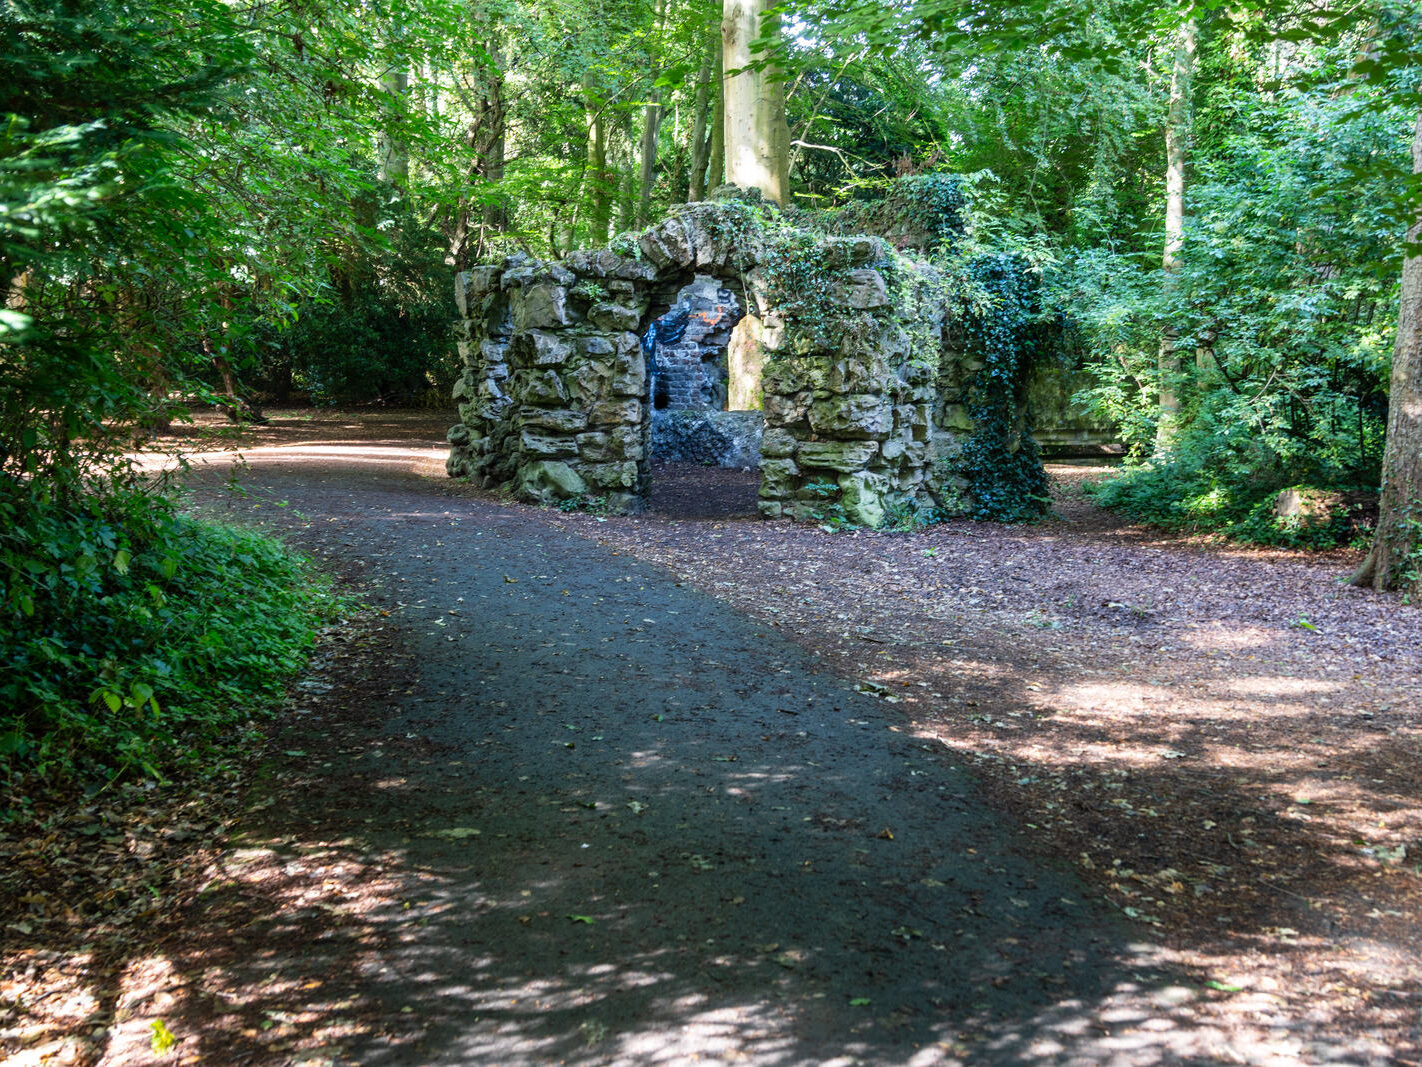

{"left": 446, "top": 182, "right": 1057, "bottom": 528}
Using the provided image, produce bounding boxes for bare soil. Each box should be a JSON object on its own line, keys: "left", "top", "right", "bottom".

{"left": 4, "top": 406, "right": 1420, "bottom": 1065}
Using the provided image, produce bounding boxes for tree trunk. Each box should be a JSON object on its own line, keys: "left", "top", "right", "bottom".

{"left": 1155, "top": 17, "right": 1195, "bottom": 454}
{"left": 707, "top": 70, "right": 725, "bottom": 193}
{"left": 376, "top": 65, "right": 409, "bottom": 187}
{"left": 209, "top": 283, "right": 266, "bottom": 424}
{"left": 445, "top": 40, "right": 506, "bottom": 269}
{"left": 636, "top": 0, "right": 668, "bottom": 226}
{"left": 637, "top": 89, "right": 662, "bottom": 225}
{"left": 688, "top": 32, "right": 716, "bottom": 201}
{"left": 478, "top": 42, "right": 507, "bottom": 238}
{"left": 1352, "top": 106, "right": 1422, "bottom": 597}
{"left": 584, "top": 70, "right": 614, "bottom": 242}
{"left": 615, "top": 131, "right": 637, "bottom": 234}
{"left": 722, "top": 0, "right": 789, "bottom": 204}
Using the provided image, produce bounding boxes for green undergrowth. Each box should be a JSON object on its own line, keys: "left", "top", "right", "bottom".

{"left": 1086, "top": 455, "right": 1375, "bottom": 550}
{"left": 0, "top": 480, "right": 343, "bottom": 787}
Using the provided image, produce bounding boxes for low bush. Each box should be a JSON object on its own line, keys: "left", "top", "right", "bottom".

{"left": 1086, "top": 436, "right": 1375, "bottom": 550}
{"left": 252, "top": 218, "right": 457, "bottom": 407}
{"left": 0, "top": 478, "right": 341, "bottom": 784}
{"left": 263, "top": 287, "right": 455, "bottom": 406}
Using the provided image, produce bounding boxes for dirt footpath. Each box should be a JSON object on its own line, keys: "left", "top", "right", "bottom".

{"left": 69, "top": 409, "right": 1419, "bottom": 1064}
{"left": 138, "top": 445, "right": 1167, "bottom": 1066}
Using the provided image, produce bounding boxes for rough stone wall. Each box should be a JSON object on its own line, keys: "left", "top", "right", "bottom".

{"left": 447, "top": 253, "right": 652, "bottom": 513}
{"left": 756, "top": 249, "right": 942, "bottom": 527}
{"left": 446, "top": 197, "right": 1031, "bottom": 525}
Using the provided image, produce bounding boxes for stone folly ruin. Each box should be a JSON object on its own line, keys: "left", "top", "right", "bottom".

{"left": 446, "top": 192, "right": 1039, "bottom": 527}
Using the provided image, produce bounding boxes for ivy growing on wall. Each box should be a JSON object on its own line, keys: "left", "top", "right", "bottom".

{"left": 803, "top": 174, "right": 968, "bottom": 252}
{"left": 606, "top": 180, "right": 1056, "bottom": 526}
{"left": 960, "top": 253, "right": 1053, "bottom": 523}
{"left": 758, "top": 228, "right": 852, "bottom": 353}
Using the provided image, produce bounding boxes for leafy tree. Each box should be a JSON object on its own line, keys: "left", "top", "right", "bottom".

{"left": 0, "top": 0, "right": 344, "bottom": 778}
{"left": 1, "top": 0, "right": 245, "bottom": 476}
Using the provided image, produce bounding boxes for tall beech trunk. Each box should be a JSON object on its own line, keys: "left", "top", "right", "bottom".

{"left": 1156, "top": 18, "right": 1195, "bottom": 454}
{"left": 1352, "top": 106, "right": 1422, "bottom": 597}
{"left": 688, "top": 32, "right": 717, "bottom": 201}
{"left": 722, "top": 0, "right": 789, "bottom": 204}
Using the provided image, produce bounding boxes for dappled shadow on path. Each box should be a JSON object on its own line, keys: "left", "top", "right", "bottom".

{"left": 99, "top": 457, "right": 1271, "bottom": 1065}
{"left": 25, "top": 447, "right": 1405, "bottom": 1064}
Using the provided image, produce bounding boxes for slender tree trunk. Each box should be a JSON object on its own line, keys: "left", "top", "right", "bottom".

{"left": 376, "top": 65, "right": 409, "bottom": 187}
{"left": 722, "top": 0, "right": 789, "bottom": 204}
{"left": 1156, "top": 18, "right": 1196, "bottom": 454}
{"left": 1352, "top": 106, "right": 1422, "bottom": 597}
{"left": 210, "top": 282, "right": 265, "bottom": 424}
{"left": 584, "top": 71, "right": 613, "bottom": 242}
{"left": 445, "top": 40, "right": 506, "bottom": 269}
{"left": 637, "top": 90, "right": 662, "bottom": 225}
{"left": 615, "top": 131, "right": 637, "bottom": 234}
{"left": 636, "top": 0, "right": 668, "bottom": 226}
{"left": 688, "top": 32, "right": 716, "bottom": 201}
{"left": 479, "top": 42, "right": 508, "bottom": 239}
{"left": 707, "top": 70, "right": 725, "bottom": 193}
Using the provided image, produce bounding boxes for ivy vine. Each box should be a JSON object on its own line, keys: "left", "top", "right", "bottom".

{"left": 612, "top": 180, "right": 1056, "bottom": 526}
{"left": 959, "top": 253, "right": 1053, "bottom": 523}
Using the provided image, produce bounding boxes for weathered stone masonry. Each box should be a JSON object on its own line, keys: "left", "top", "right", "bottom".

{"left": 445, "top": 198, "right": 1031, "bottom": 527}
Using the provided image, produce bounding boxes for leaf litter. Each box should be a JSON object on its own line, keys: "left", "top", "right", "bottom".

{"left": 8, "top": 415, "right": 1419, "bottom": 1062}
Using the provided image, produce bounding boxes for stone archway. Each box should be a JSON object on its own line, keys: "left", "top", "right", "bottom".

{"left": 446, "top": 193, "right": 1038, "bottom": 526}
{"left": 446, "top": 202, "right": 777, "bottom": 514}
{"left": 641, "top": 271, "right": 764, "bottom": 473}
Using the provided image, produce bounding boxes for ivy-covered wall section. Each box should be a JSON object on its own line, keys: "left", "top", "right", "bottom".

{"left": 446, "top": 183, "right": 1054, "bottom": 526}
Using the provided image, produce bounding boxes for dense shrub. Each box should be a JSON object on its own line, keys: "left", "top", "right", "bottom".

{"left": 252, "top": 217, "right": 457, "bottom": 406}
{"left": 263, "top": 287, "right": 454, "bottom": 406}
{"left": 0, "top": 477, "right": 341, "bottom": 783}
{"left": 1058, "top": 82, "right": 1400, "bottom": 549}
{"left": 1085, "top": 418, "right": 1376, "bottom": 549}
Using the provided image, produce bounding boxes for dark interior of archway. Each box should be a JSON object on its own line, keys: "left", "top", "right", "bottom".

{"left": 640, "top": 274, "right": 746, "bottom": 415}
{"left": 637, "top": 271, "right": 763, "bottom": 518}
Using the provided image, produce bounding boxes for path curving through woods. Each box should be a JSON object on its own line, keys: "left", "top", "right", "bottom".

{"left": 146, "top": 433, "right": 1179, "bottom": 1066}
{"left": 92, "top": 409, "right": 1418, "bottom": 1065}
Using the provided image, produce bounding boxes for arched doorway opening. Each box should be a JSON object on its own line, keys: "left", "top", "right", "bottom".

{"left": 637, "top": 272, "right": 764, "bottom": 516}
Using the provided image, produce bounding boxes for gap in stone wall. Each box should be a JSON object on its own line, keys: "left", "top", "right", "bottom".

{"left": 644, "top": 272, "right": 764, "bottom": 472}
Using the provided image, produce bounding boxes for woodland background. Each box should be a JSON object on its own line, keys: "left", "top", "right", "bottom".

{"left": 2, "top": 0, "right": 1420, "bottom": 776}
